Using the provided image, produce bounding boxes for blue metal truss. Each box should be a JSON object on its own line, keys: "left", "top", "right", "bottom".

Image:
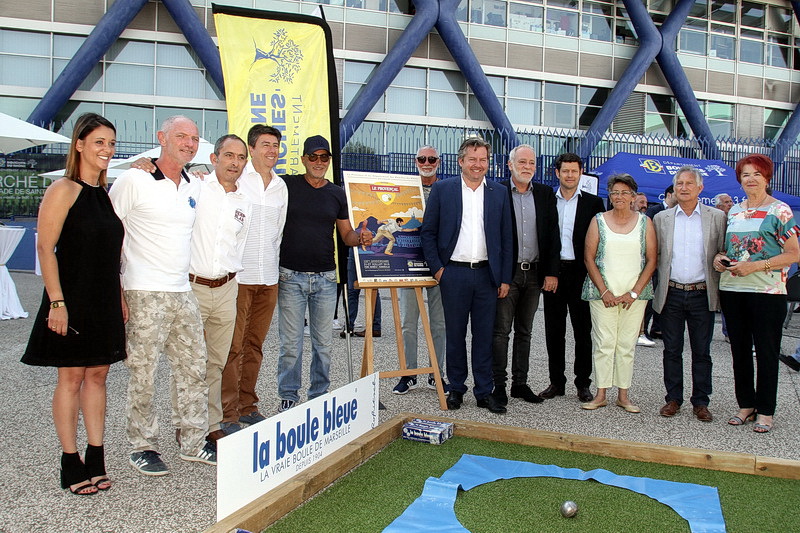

{"left": 27, "top": 0, "right": 223, "bottom": 128}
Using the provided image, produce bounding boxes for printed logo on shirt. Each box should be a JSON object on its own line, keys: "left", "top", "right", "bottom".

{"left": 234, "top": 208, "right": 246, "bottom": 225}
{"left": 188, "top": 196, "right": 197, "bottom": 208}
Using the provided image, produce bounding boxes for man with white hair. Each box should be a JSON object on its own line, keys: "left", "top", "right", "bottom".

{"left": 714, "top": 193, "right": 734, "bottom": 215}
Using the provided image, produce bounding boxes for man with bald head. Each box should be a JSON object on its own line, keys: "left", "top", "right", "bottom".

{"left": 110, "top": 116, "right": 213, "bottom": 475}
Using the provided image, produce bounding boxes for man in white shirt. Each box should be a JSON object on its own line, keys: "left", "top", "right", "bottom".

{"left": 185, "top": 134, "right": 251, "bottom": 445}
{"left": 109, "top": 116, "right": 213, "bottom": 476}
{"left": 221, "top": 125, "right": 288, "bottom": 432}
{"left": 653, "top": 166, "right": 726, "bottom": 422}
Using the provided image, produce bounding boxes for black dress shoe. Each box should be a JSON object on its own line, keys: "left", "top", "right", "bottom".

{"left": 446, "top": 391, "right": 464, "bottom": 410}
{"left": 491, "top": 387, "right": 508, "bottom": 406}
{"left": 476, "top": 395, "right": 507, "bottom": 414}
{"left": 510, "top": 384, "right": 544, "bottom": 403}
{"left": 649, "top": 330, "right": 663, "bottom": 339}
{"left": 539, "top": 383, "right": 565, "bottom": 399}
{"left": 577, "top": 387, "right": 594, "bottom": 403}
{"left": 779, "top": 354, "right": 800, "bottom": 372}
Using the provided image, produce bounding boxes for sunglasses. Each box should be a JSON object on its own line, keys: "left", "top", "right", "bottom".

{"left": 306, "top": 153, "right": 331, "bottom": 162}
{"left": 416, "top": 156, "right": 439, "bottom": 164}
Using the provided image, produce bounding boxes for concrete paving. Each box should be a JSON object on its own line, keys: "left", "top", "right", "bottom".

{"left": 1, "top": 271, "right": 798, "bottom": 532}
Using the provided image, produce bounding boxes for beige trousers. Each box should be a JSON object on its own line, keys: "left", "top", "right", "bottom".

{"left": 589, "top": 299, "right": 647, "bottom": 389}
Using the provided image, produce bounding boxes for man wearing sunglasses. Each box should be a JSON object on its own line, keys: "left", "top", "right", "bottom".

{"left": 394, "top": 146, "right": 448, "bottom": 394}
{"left": 276, "top": 135, "right": 372, "bottom": 413}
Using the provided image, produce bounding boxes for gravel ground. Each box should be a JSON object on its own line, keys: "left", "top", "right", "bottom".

{"left": 1, "top": 271, "right": 798, "bottom": 532}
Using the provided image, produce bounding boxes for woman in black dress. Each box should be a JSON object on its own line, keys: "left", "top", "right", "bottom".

{"left": 22, "top": 113, "right": 126, "bottom": 495}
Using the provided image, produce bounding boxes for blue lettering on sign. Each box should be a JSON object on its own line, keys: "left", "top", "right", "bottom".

{"left": 252, "top": 430, "right": 271, "bottom": 473}
{"left": 323, "top": 398, "right": 358, "bottom": 435}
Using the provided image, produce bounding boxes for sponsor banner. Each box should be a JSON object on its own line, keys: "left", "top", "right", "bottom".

{"left": 213, "top": 4, "right": 339, "bottom": 181}
{"left": 343, "top": 171, "right": 434, "bottom": 283}
{"left": 216, "top": 373, "right": 380, "bottom": 521}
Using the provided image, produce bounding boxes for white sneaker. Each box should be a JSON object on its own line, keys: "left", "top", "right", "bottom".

{"left": 636, "top": 335, "right": 655, "bottom": 347}
{"left": 332, "top": 318, "right": 343, "bottom": 331}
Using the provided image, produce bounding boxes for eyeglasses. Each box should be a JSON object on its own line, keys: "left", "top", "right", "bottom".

{"left": 416, "top": 156, "right": 439, "bottom": 164}
{"left": 306, "top": 153, "right": 330, "bottom": 162}
{"left": 609, "top": 190, "right": 634, "bottom": 197}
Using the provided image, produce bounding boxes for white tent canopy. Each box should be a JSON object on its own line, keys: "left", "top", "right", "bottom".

{"left": 0, "top": 112, "right": 70, "bottom": 154}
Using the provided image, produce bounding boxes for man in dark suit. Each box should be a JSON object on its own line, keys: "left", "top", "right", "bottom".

{"left": 653, "top": 167, "right": 725, "bottom": 422}
{"left": 490, "top": 144, "right": 560, "bottom": 408}
{"left": 421, "top": 137, "right": 513, "bottom": 413}
{"left": 540, "top": 153, "right": 605, "bottom": 403}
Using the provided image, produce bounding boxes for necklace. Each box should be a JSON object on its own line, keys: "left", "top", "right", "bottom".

{"left": 744, "top": 196, "right": 770, "bottom": 219}
{"left": 79, "top": 177, "right": 100, "bottom": 188}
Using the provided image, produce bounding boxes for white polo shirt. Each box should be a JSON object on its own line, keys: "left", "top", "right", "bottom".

{"left": 189, "top": 172, "right": 252, "bottom": 280}
{"left": 109, "top": 165, "right": 201, "bottom": 292}
{"left": 236, "top": 161, "right": 288, "bottom": 286}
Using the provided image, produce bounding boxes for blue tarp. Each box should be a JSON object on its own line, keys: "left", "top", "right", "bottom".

{"left": 384, "top": 454, "right": 726, "bottom": 533}
{"left": 591, "top": 152, "right": 800, "bottom": 211}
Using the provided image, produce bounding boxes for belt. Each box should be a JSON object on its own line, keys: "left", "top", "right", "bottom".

{"left": 449, "top": 260, "right": 488, "bottom": 269}
{"left": 189, "top": 272, "right": 236, "bottom": 288}
{"left": 518, "top": 261, "right": 538, "bottom": 271}
{"left": 560, "top": 260, "right": 577, "bottom": 265}
{"left": 668, "top": 280, "right": 706, "bottom": 291}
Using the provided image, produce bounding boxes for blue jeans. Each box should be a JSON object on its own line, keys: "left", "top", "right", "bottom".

{"left": 347, "top": 249, "right": 381, "bottom": 330}
{"left": 277, "top": 268, "right": 337, "bottom": 403}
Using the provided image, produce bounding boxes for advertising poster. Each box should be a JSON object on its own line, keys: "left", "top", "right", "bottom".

{"left": 343, "top": 171, "right": 434, "bottom": 283}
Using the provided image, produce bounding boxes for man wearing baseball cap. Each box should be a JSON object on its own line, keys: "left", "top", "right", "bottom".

{"left": 276, "top": 135, "right": 371, "bottom": 412}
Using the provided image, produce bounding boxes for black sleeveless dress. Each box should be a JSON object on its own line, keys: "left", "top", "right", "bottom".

{"left": 21, "top": 181, "right": 126, "bottom": 367}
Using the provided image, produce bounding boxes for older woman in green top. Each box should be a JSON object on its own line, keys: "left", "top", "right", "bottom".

{"left": 715, "top": 154, "right": 800, "bottom": 434}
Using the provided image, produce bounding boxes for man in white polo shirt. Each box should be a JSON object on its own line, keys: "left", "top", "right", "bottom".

{"left": 220, "top": 124, "right": 288, "bottom": 432}
{"left": 184, "top": 134, "right": 251, "bottom": 446}
{"left": 110, "top": 115, "right": 213, "bottom": 476}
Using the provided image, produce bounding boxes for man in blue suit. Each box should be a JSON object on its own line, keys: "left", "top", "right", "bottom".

{"left": 421, "top": 137, "right": 513, "bottom": 413}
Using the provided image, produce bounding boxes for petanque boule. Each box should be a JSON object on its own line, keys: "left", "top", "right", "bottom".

{"left": 560, "top": 500, "right": 578, "bottom": 518}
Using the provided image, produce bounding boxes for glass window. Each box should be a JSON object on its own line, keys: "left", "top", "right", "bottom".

{"left": 549, "top": 0, "right": 578, "bottom": 8}
{"left": 456, "top": 0, "right": 468, "bottom": 22}
{"left": 739, "top": 38, "right": 764, "bottom": 64}
{"left": 707, "top": 102, "right": 733, "bottom": 121}
{"left": 154, "top": 108, "right": 203, "bottom": 135}
{"left": 429, "top": 92, "right": 466, "bottom": 119}
{"left": 105, "top": 63, "right": 154, "bottom": 95}
{"left": 740, "top": 2, "right": 765, "bottom": 29}
{"left": 393, "top": 67, "right": 426, "bottom": 88}
{"left": 53, "top": 34, "right": 85, "bottom": 59}
{"left": 343, "top": 83, "right": 384, "bottom": 112}
{"left": 679, "top": 30, "right": 707, "bottom": 54}
{"left": 764, "top": 108, "right": 789, "bottom": 139}
{"left": 545, "top": 82, "right": 576, "bottom": 103}
{"left": 469, "top": 95, "right": 489, "bottom": 122}
{"left": 710, "top": 0, "right": 736, "bottom": 23}
{"left": 205, "top": 73, "right": 224, "bottom": 100}
{"left": 53, "top": 60, "right": 103, "bottom": 91}
{"left": 345, "top": 61, "right": 375, "bottom": 83}
{"left": 615, "top": 8, "right": 638, "bottom": 45}
{"left": 580, "top": 87, "right": 609, "bottom": 106}
{"left": 105, "top": 103, "right": 155, "bottom": 144}
{"left": 0, "top": 56, "right": 50, "bottom": 88}
{"left": 389, "top": 0, "right": 413, "bottom": 14}
{"left": 203, "top": 110, "right": 229, "bottom": 142}
{"left": 474, "top": 0, "right": 507, "bottom": 27}
{"left": 710, "top": 34, "right": 735, "bottom": 59}
{"left": 649, "top": 0, "right": 673, "bottom": 13}
{"left": 429, "top": 70, "right": 466, "bottom": 92}
{"left": 767, "top": 6, "right": 791, "bottom": 33}
{"left": 508, "top": 78, "right": 540, "bottom": 99}
{"left": 509, "top": 2, "right": 544, "bottom": 32}
{"left": 53, "top": 101, "right": 104, "bottom": 138}
{"left": 507, "top": 98, "right": 541, "bottom": 126}
{"left": 645, "top": 94, "right": 674, "bottom": 136}
{"left": 543, "top": 102, "right": 576, "bottom": 128}
{"left": 0, "top": 29, "right": 49, "bottom": 56}
{"left": 582, "top": 14, "right": 613, "bottom": 41}
{"left": 767, "top": 35, "right": 791, "bottom": 68}
{"left": 386, "top": 87, "right": 424, "bottom": 115}
{"left": 487, "top": 75, "right": 505, "bottom": 96}
{"left": 156, "top": 67, "right": 205, "bottom": 99}
{"left": 106, "top": 40, "right": 155, "bottom": 65}
{"left": 546, "top": 8, "right": 578, "bottom": 36}
{"left": 157, "top": 43, "right": 202, "bottom": 69}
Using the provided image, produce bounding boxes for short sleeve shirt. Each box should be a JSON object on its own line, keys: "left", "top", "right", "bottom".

{"left": 720, "top": 200, "right": 799, "bottom": 294}
{"left": 279, "top": 174, "right": 348, "bottom": 272}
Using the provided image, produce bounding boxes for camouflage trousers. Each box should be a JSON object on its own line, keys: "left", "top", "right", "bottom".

{"left": 124, "top": 290, "right": 208, "bottom": 455}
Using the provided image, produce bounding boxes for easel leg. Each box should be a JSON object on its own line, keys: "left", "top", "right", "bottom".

{"left": 417, "top": 287, "right": 448, "bottom": 410}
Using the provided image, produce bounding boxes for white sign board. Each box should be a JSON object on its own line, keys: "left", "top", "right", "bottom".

{"left": 216, "top": 373, "right": 380, "bottom": 521}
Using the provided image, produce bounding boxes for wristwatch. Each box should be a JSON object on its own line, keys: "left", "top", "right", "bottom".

{"left": 629, "top": 291, "right": 638, "bottom": 299}
{"left": 50, "top": 300, "right": 66, "bottom": 309}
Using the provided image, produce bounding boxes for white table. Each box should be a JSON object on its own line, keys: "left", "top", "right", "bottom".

{"left": 0, "top": 226, "right": 28, "bottom": 319}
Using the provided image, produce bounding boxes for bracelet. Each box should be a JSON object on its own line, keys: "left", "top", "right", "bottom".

{"left": 601, "top": 289, "right": 609, "bottom": 298}
{"left": 50, "top": 300, "right": 66, "bottom": 309}
{"left": 764, "top": 259, "right": 772, "bottom": 272}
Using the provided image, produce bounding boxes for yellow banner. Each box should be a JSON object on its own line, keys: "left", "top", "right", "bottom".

{"left": 215, "top": 9, "right": 335, "bottom": 179}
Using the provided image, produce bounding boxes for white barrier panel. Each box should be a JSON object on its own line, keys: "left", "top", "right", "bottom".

{"left": 216, "top": 373, "right": 380, "bottom": 521}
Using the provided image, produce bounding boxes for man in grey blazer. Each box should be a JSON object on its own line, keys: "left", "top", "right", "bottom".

{"left": 653, "top": 166, "right": 726, "bottom": 422}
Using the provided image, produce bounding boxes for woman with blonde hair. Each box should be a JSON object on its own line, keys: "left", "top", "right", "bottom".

{"left": 22, "top": 113, "right": 126, "bottom": 494}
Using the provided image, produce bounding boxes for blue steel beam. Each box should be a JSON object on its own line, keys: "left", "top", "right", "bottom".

{"left": 28, "top": 0, "right": 149, "bottom": 127}
{"left": 435, "top": 0, "right": 517, "bottom": 153}
{"left": 162, "top": 0, "right": 225, "bottom": 94}
{"left": 656, "top": 0, "right": 720, "bottom": 160}
{"left": 339, "top": 0, "right": 439, "bottom": 148}
{"left": 578, "top": 0, "right": 661, "bottom": 160}
{"left": 770, "top": 0, "right": 800, "bottom": 167}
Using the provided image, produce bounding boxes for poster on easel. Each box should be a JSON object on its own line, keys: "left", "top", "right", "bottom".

{"left": 343, "top": 171, "right": 433, "bottom": 283}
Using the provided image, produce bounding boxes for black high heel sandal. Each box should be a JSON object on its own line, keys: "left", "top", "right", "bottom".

{"left": 60, "top": 452, "right": 97, "bottom": 495}
{"left": 85, "top": 444, "right": 111, "bottom": 491}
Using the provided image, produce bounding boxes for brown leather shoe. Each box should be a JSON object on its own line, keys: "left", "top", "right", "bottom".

{"left": 693, "top": 405, "right": 713, "bottom": 422}
{"left": 206, "top": 430, "right": 227, "bottom": 442}
{"left": 659, "top": 401, "right": 680, "bottom": 417}
{"left": 354, "top": 329, "right": 382, "bottom": 337}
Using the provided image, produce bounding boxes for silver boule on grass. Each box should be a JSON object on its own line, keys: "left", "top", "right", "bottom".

{"left": 560, "top": 500, "right": 578, "bottom": 518}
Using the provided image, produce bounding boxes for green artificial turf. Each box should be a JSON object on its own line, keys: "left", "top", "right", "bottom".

{"left": 264, "top": 436, "right": 800, "bottom": 533}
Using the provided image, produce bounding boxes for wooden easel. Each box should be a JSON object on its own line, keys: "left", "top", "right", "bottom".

{"left": 354, "top": 280, "right": 448, "bottom": 410}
